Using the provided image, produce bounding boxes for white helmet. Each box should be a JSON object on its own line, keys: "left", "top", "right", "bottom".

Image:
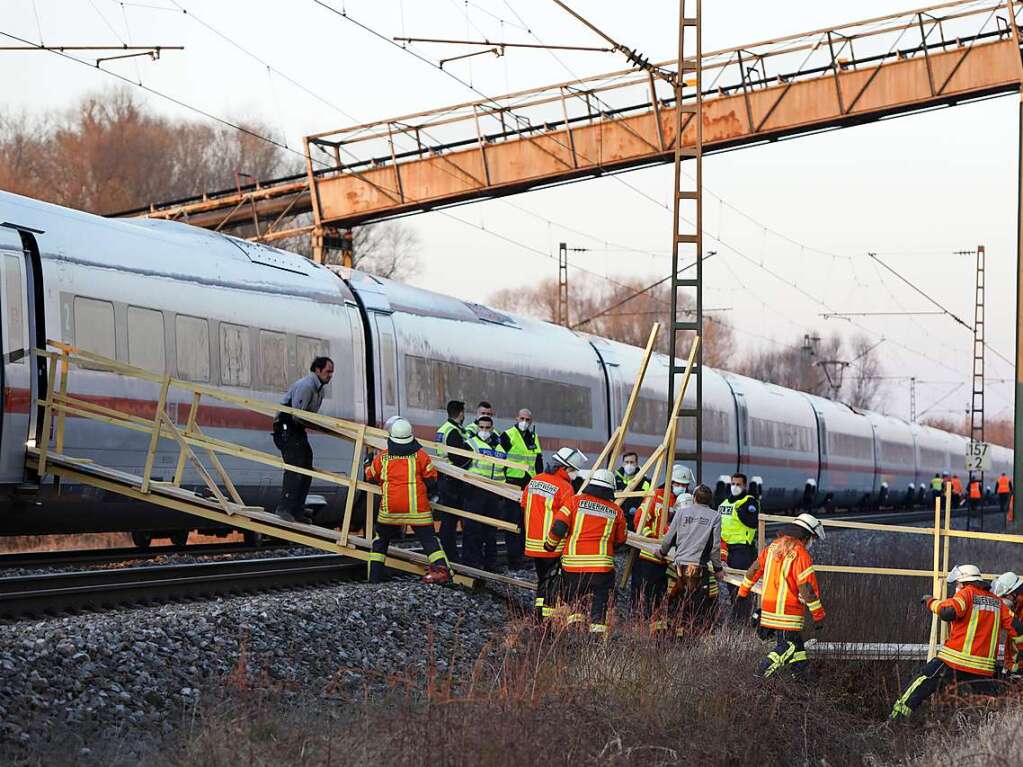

{"left": 992, "top": 572, "right": 1023, "bottom": 597}
{"left": 553, "top": 446, "right": 587, "bottom": 472}
{"left": 792, "top": 513, "right": 825, "bottom": 541}
{"left": 384, "top": 414, "right": 401, "bottom": 431}
{"left": 389, "top": 417, "right": 414, "bottom": 445}
{"left": 947, "top": 564, "right": 984, "bottom": 584}
{"left": 588, "top": 468, "right": 616, "bottom": 491}
{"left": 671, "top": 464, "right": 693, "bottom": 485}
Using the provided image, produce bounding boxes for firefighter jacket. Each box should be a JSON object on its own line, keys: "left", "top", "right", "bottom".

{"left": 467, "top": 433, "right": 506, "bottom": 482}
{"left": 365, "top": 441, "right": 438, "bottom": 527}
{"left": 738, "top": 535, "right": 824, "bottom": 631}
{"left": 927, "top": 584, "right": 1023, "bottom": 676}
{"left": 545, "top": 486, "right": 627, "bottom": 572}
{"left": 633, "top": 487, "right": 674, "bottom": 564}
{"left": 1004, "top": 596, "right": 1023, "bottom": 674}
{"left": 501, "top": 426, "right": 543, "bottom": 481}
{"left": 435, "top": 419, "right": 471, "bottom": 469}
{"left": 521, "top": 467, "right": 575, "bottom": 559}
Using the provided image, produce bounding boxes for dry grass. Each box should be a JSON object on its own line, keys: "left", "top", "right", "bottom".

{"left": 155, "top": 617, "right": 920, "bottom": 767}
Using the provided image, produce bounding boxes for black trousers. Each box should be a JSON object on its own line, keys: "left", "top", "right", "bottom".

{"left": 630, "top": 559, "right": 668, "bottom": 624}
{"left": 531, "top": 556, "right": 561, "bottom": 620}
{"left": 890, "top": 658, "right": 994, "bottom": 718}
{"left": 502, "top": 496, "right": 526, "bottom": 566}
{"left": 562, "top": 570, "right": 614, "bottom": 630}
{"left": 756, "top": 630, "right": 809, "bottom": 681}
{"left": 462, "top": 485, "right": 499, "bottom": 570}
{"left": 369, "top": 523, "right": 448, "bottom": 583}
{"left": 437, "top": 476, "right": 465, "bottom": 563}
{"left": 725, "top": 543, "right": 757, "bottom": 622}
{"left": 277, "top": 430, "right": 313, "bottom": 515}
{"left": 998, "top": 493, "right": 1010, "bottom": 516}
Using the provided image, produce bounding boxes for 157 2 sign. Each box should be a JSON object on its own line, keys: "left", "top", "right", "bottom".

{"left": 965, "top": 441, "right": 991, "bottom": 472}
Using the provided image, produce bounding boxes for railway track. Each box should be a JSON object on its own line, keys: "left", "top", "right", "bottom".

{"left": 0, "top": 541, "right": 285, "bottom": 570}
{"left": 0, "top": 555, "right": 362, "bottom": 621}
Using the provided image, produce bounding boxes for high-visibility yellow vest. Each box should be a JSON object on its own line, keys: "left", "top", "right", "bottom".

{"left": 435, "top": 419, "right": 464, "bottom": 461}
{"left": 930, "top": 477, "right": 943, "bottom": 491}
{"left": 719, "top": 496, "right": 756, "bottom": 546}
{"left": 467, "top": 434, "right": 506, "bottom": 482}
{"left": 616, "top": 468, "right": 650, "bottom": 493}
{"left": 503, "top": 426, "right": 542, "bottom": 480}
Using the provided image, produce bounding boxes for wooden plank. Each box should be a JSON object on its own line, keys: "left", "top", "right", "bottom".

{"left": 432, "top": 501, "right": 519, "bottom": 533}
{"left": 173, "top": 392, "right": 202, "bottom": 486}
{"left": 140, "top": 375, "right": 171, "bottom": 494}
{"left": 35, "top": 354, "right": 58, "bottom": 477}
{"left": 339, "top": 424, "right": 366, "bottom": 546}
{"left": 158, "top": 413, "right": 233, "bottom": 515}
{"left": 52, "top": 351, "right": 70, "bottom": 494}
{"left": 578, "top": 425, "right": 622, "bottom": 494}
{"left": 928, "top": 495, "right": 942, "bottom": 660}
{"left": 607, "top": 322, "right": 660, "bottom": 472}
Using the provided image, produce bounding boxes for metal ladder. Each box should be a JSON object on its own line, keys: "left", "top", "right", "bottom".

{"left": 667, "top": 0, "right": 703, "bottom": 482}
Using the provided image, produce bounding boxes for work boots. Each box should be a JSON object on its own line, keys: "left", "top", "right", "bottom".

{"left": 421, "top": 565, "right": 451, "bottom": 585}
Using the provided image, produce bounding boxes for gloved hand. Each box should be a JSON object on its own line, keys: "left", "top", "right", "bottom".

{"left": 543, "top": 542, "right": 555, "bottom": 553}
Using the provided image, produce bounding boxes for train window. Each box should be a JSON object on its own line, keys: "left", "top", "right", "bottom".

{"left": 629, "top": 396, "right": 730, "bottom": 442}
{"left": 127, "top": 307, "right": 165, "bottom": 373}
{"left": 404, "top": 354, "right": 592, "bottom": 428}
{"left": 73, "top": 296, "right": 115, "bottom": 364}
{"left": 749, "top": 416, "right": 815, "bottom": 453}
{"left": 919, "top": 447, "right": 944, "bottom": 469}
{"left": 3, "top": 255, "right": 24, "bottom": 364}
{"left": 175, "top": 315, "right": 210, "bottom": 382}
{"left": 881, "top": 440, "right": 913, "bottom": 466}
{"left": 220, "top": 323, "right": 251, "bottom": 387}
{"left": 379, "top": 332, "right": 397, "bottom": 408}
{"left": 259, "top": 330, "right": 289, "bottom": 390}
{"left": 828, "top": 431, "right": 873, "bottom": 460}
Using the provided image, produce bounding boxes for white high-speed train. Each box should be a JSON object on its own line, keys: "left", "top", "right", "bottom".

{"left": 0, "top": 191, "right": 1011, "bottom": 542}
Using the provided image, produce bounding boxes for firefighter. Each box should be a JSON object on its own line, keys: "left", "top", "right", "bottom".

{"left": 463, "top": 415, "right": 506, "bottom": 571}
{"left": 719, "top": 472, "right": 760, "bottom": 621}
{"left": 365, "top": 418, "right": 450, "bottom": 585}
{"left": 630, "top": 464, "right": 688, "bottom": 632}
{"left": 521, "top": 447, "right": 586, "bottom": 620}
{"left": 996, "top": 473, "right": 1013, "bottom": 517}
{"left": 737, "top": 513, "right": 826, "bottom": 681}
{"left": 500, "top": 409, "right": 541, "bottom": 569}
{"left": 890, "top": 565, "right": 1023, "bottom": 719}
{"left": 993, "top": 572, "right": 1023, "bottom": 680}
{"left": 435, "top": 400, "right": 471, "bottom": 563}
{"left": 658, "top": 484, "right": 723, "bottom": 633}
{"left": 615, "top": 452, "right": 651, "bottom": 521}
{"left": 544, "top": 468, "right": 627, "bottom": 636}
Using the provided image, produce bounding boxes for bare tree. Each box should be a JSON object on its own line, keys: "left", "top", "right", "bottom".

{"left": 348, "top": 222, "right": 421, "bottom": 280}
{"left": 845, "top": 334, "right": 885, "bottom": 410}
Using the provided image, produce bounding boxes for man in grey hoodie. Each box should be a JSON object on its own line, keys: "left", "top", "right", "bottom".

{"left": 658, "top": 485, "right": 723, "bottom": 630}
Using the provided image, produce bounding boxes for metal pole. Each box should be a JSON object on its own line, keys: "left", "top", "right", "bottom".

{"left": 558, "top": 242, "right": 569, "bottom": 327}
{"left": 1015, "top": 100, "right": 1023, "bottom": 529}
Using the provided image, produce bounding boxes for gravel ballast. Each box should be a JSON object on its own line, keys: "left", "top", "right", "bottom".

{"left": 0, "top": 580, "right": 508, "bottom": 764}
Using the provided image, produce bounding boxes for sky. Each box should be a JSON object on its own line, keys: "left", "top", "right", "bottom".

{"left": 2, "top": 0, "right": 1019, "bottom": 425}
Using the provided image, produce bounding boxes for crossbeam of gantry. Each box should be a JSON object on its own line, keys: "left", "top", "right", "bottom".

{"left": 121, "top": 1, "right": 1023, "bottom": 234}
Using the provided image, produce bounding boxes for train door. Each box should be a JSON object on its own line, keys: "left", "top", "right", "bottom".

{"left": 0, "top": 224, "right": 44, "bottom": 484}
{"left": 373, "top": 313, "right": 399, "bottom": 427}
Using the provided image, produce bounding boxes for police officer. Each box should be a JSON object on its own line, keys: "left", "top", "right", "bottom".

{"left": 465, "top": 400, "right": 494, "bottom": 438}
{"left": 500, "top": 408, "right": 543, "bottom": 568}
{"left": 464, "top": 415, "right": 506, "bottom": 571}
{"left": 273, "top": 356, "right": 334, "bottom": 523}
{"left": 930, "top": 473, "right": 943, "bottom": 504}
{"left": 719, "top": 472, "right": 759, "bottom": 621}
{"left": 615, "top": 452, "right": 651, "bottom": 522}
{"left": 435, "top": 400, "right": 471, "bottom": 562}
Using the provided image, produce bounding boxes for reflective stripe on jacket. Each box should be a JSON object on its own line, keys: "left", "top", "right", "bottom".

{"left": 365, "top": 449, "right": 437, "bottom": 526}
{"left": 503, "top": 426, "right": 541, "bottom": 480}
{"left": 546, "top": 493, "right": 627, "bottom": 572}
{"left": 435, "top": 420, "right": 463, "bottom": 461}
{"left": 521, "top": 469, "right": 574, "bottom": 558}
{"left": 928, "top": 584, "right": 1023, "bottom": 676}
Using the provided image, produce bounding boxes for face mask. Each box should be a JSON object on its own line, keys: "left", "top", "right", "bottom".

{"left": 623, "top": 463, "right": 638, "bottom": 475}
{"left": 672, "top": 484, "right": 686, "bottom": 496}
{"left": 730, "top": 484, "right": 744, "bottom": 497}
{"left": 477, "top": 429, "right": 492, "bottom": 440}
{"left": 517, "top": 419, "right": 531, "bottom": 432}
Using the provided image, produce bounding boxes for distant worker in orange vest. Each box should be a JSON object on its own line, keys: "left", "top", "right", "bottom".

{"left": 967, "top": 476, "right": 983, "bottom": 528}
{"left": 890, "top": 565, "right": 1023, "bottom": 719}
{"left": 951, "top": 474, "right": 964, "bottom": 507}
{"left": 996, "top": 472, "right": 1013, "bottom": 517}
{"left": 365, "top": 418, "right": 451, "bottom": 585}
{"left": 520, "top": 446, "right": 586, "bottom": 620}
{"left": 544, "top": 468, "right": 627, "bottom": 636}
{"left": 736, "top": 513, "right": 826, "bottom": 682}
